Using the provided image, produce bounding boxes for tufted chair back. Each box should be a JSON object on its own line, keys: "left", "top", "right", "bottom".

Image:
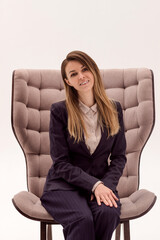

{"left": 12, "top": 68, "right": 154, "bottom": 199}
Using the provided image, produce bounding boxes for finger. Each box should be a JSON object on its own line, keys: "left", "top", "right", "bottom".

{"left": 96, "top": 196, "right": 101, "bottom": 206}
{"left": 100, "top": 193, "right": 116, "bottom": 207}
{"left": 90, "top": 194, "right": 94, "bottom": 201}
{"left": 107, "top": 194, "right": 118, "bottom": 208}
{"left": 106, "top": 197, "right": 113, "bottom": 207}
{"left": 100, "top": 196, "right": 110, "bottom": 207}
{"left": 103, "top": 193, "right": 114, "bottom": 207}
{"left": 112, "top": 200, "right": 118, "bottom": 208}
{"left": 111, "top": 191, "right": 119, "bottom": 201}
{"left": 110, "top": 196, "right": 118, "bottom": 208}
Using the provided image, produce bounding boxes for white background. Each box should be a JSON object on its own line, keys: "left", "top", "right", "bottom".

{"left": 0, "top": 0, "right": 159, "bottom": 239}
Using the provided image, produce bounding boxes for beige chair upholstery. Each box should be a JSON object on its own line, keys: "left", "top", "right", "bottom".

{"left": 12, "top": 68, "right": 156, "bottom": 240}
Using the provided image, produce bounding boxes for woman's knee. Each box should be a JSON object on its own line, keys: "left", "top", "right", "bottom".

{"left": 64, "top": 211, "right": 94, "bottom": 233}
{"left": 82, "top": 212, "right": 94, "bottom": 224}
{"left": 75, "top": 208, "right": 94, "bottom": 225}
{"left": 96, "top": 204, "right": 120, "bottom": 221}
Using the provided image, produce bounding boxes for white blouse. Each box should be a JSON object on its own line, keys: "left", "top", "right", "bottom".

{"left": 79, "top": 100, "right": 104, "bottom": 192}
{"left": 79, "top": 100, "right": 101, "bottom": 154}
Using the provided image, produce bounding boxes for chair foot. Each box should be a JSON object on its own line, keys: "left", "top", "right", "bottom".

{"left": 47, "top": 224, "right": 52, "bottom": 240}
{"left": 115, "top": 223, "right": 121, "bottom": 240}
{"left": 123, "top": 221, "right": 130, "bottom": 240}
{"left": 41, "top": 222, "right": 46, "bottom": 240}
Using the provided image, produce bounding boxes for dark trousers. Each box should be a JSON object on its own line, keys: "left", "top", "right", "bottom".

{"left": 41, "top": 189, "right": 120, "bottom": 240}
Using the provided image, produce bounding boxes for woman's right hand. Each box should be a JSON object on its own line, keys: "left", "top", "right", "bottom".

{"left": 93, "top": 183, "right": 118, "bottom": 208}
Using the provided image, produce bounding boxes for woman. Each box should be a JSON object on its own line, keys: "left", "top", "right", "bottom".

{"left": 41, "top": 50, "right": 126, "bottom": 240}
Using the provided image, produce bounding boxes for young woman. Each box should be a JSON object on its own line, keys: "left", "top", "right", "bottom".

{"left": 41, "top": 50, "right": 126, "bottom": 240}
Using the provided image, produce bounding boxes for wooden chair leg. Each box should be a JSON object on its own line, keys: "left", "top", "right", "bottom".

{"left": 41, "top": 222, "right": 46, "bottom": 240}
{"left": 123, "top": 221, "right": 130, "bottom": 240}
{"left": 115, "top": 223, "right": 121, "bottom": 240}
{"left": 47, "top": 224, "right": 52, "bottom": 240}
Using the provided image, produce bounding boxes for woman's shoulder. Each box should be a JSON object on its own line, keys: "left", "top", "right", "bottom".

{"left": 50, "top": 100, "right": 67, "bottom": 114}
{"left": 51, "top": 100, "right": 66, "bottom": 109}
{"left": 50, "top": 100, "right": 68, "bottom": 123}
{"left": 110, "top": 100, "right": 122, "bottom": 112}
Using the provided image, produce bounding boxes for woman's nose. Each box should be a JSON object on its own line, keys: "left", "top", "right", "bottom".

{"left": 78, "top": 72, "right": 84, "bottom": 79}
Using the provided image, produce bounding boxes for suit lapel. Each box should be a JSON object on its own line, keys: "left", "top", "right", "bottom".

{"left": 79, "top": 127, "right": 107, "bottom": 157}
{"left": 64, "top": 102, "right": 108, "bottom": 157}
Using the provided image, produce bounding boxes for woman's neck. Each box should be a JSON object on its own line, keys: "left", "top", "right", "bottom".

{"left": 78, "top": 92, "right": 95, "bottom": 107}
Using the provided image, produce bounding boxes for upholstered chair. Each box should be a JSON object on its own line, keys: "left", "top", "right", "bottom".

{"left": 11, "top": 68, "right": 156, "bottom": 240}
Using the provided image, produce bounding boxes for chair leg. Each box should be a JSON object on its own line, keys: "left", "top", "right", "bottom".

{"left": 115, "top": 223, "right": 121, "bottom": 240}
{"left": 123, "top": 221, "right": 130, "bottom": 240}
{"left": 47, "top": 224, "right": 52, "bottom": 240}
{"left": 41, "top": 222, "right": 46, "bottom": 240}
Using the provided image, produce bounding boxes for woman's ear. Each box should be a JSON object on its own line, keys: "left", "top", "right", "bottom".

{"left": 65, "top": 78, "right": 72, "bottom": 86}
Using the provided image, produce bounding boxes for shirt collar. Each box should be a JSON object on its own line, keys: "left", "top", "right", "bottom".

{"left": 79, "top": 100, "right": 97, "bottom": 114}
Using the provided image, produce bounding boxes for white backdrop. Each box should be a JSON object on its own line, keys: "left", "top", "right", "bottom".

{"left": 0, "top": 0, "right": 159, "bottom": 239}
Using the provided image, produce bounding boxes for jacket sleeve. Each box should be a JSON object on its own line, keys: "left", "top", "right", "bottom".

{"left": 101, "top": 102, "right": 127, "bottom": 191}
{"left": 49, "top": 103, "right": 100, "bottom": 193}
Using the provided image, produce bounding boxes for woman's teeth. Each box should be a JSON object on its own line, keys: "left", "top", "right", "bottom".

{"left": 80, "top": 80, "right": 89, "bottom": 86}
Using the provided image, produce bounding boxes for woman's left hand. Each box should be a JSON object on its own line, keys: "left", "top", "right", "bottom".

{"left": 90, "top": 193, "right": 94, "bottom": 201}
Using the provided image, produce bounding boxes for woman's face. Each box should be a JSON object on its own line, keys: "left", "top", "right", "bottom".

{"left": 65, "top": 60, "right": 94, "bottom": 94}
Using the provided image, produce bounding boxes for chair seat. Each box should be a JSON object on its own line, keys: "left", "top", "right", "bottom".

{"left": 12, "top": 189, "right": 156, "bottom": 223}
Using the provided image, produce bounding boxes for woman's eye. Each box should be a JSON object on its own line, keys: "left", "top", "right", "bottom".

{"left": 71, "top": 72, "right": 77, "bottom": 77}
{"left": 82, "top": 67, "right": 88, "bottom": 72}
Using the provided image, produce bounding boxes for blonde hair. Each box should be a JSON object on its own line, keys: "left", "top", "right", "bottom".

{"left": 61, "top": 50, "right": 120, "bottom": 142}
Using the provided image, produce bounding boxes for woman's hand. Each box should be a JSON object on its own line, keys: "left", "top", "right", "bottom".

{"left": 91, "top": 183, "right": 118, "bottom": 208}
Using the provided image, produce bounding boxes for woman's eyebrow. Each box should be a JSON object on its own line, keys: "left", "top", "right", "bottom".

{"left": 69, "top": 65, "right": 84, "bottom": 75}
{"left": 69, "top": 70, "right": 76, "bottom": 74}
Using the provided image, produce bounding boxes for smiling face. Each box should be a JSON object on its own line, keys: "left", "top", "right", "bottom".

{"left": 64, "top": 60, "right": 94, "bottom": 95}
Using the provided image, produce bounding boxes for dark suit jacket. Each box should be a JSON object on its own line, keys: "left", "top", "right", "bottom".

{"left": 43, "top": 100, "right": 126, "bottom": 194}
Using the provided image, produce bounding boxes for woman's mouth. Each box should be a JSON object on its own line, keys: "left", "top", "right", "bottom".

{"left": 80, "top": 80, "right": 89, "bottom": 86}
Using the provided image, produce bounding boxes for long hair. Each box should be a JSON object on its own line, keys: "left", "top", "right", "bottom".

{"left": 61, "top": 50, "right": 120, "bottom": 142}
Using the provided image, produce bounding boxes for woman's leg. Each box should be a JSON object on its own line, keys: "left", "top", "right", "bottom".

{"left": 41, "top": 190, "right": 96, "bottom": 240}
{"left": 87, "top": 192, "right": 121, "bottom": 240}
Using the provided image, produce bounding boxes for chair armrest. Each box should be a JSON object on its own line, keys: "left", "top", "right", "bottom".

{"left": 120, "top": 189, "right": 157, "bottom": 221}
{"left": 12, "top": 191, "right": 58, "bottom": 223}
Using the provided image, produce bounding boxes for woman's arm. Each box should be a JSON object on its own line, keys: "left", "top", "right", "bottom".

{"left": 101, "top": 102, "right": 127, "bottom": 191}
{"left": 49, "top": 102, "right": 100, "bottom": 193}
